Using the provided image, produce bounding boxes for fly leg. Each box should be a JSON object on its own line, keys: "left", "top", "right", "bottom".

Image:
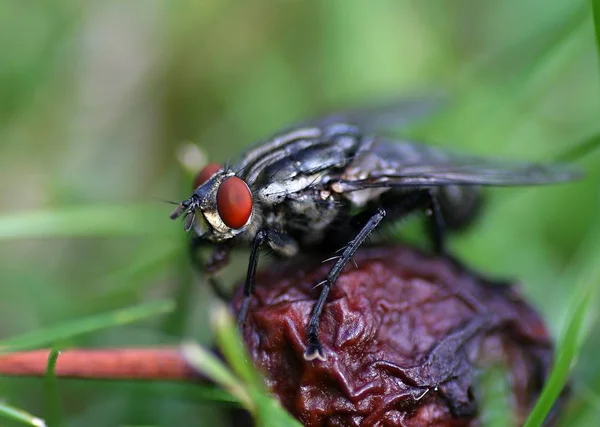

{"left": 305, "top": 207, "right": 387, "bottom": 361}
{"left": 237, "top": 229, "right": 299, "bottom": 326}
{"left": 425, "top": 189, "right": 447, "bottom": 255}
{"left": 190, "top": 237, "right": 232, "bottom": 301}
{"left": 377, "top": 188, "right": 448, "bottom": 256}
{"left": 237, "top": 230, "right": 267, "bottom": 325}
{"left": 403, "top": 191, "right": 512, "bottom": 287}
{"left": 304, "top": 190, "right": 449, "bottom": 361}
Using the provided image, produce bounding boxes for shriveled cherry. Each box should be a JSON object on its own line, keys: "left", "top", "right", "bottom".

{"left": 193, "top": 163, "right": 222, "bottom": 189}
{"left": 217, "top": 177, "right": 252, "bottom": 229}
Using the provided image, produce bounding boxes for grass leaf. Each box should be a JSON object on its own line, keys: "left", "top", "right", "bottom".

{"left": 212, "top": 304, "right": 263, "bottom": 390}
{"left": 252, "top": 393, "right": 303, "bottom": 427}
{"left": 181, "top": 341, "right": 252, "bottom": 409}
{"left": 0, "top": 300, "right": 175, "bottom": 353}
{"left": 523, "top": 289, "right": 593, "bottom": 426}
{"left": 554, "top": 131, "right": 600, "bottom": 162}
{"left": 591, "top": 0, "right": 600, "bottom": 66}
{"left": 182, "top": 385, "right": 239, "bottom": 404}
{"left": 182, "top": 306, "right": 302, "bottom": 426}
{"left": 479, "top": 365, "right": 513, "bottom": 427}
{"left": 0, "top": 205, "right": 173, "bottom": 239}
{"left": 0, "top": 402, "right": 46, "bottom": 427}
{"left": 523, "top": 234, "right": 600, "bottom": 427}
{"left": 210, "top": 306, "right": 302, "bottom": 427}
{"left": 44, "top": 349, "right": 62, "bottom": 427}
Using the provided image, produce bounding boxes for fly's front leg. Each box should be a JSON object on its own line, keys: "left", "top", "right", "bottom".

{"left": 237, "top": 230, "right": 267, "bottom": 325}
{"left": 237, "top": 229, "right": 299, "bottom": 326}
{"left": 190, "top": 237, "right": 232, "bottom": 301}
{"left": 304, "top": 207, "right": 387, "bottom": 362}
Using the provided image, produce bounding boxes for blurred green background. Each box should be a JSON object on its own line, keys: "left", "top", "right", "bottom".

{"left": 0, "top": 0, "right": 599, "bottom": 426}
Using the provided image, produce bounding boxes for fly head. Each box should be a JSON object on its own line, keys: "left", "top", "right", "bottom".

{"left": 170, "top": 164, "right": 256, "bottom": 242}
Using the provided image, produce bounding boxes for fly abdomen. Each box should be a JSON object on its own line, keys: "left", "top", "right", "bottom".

{"left": 436, "top": 185, "right": 483, "bottom": 231}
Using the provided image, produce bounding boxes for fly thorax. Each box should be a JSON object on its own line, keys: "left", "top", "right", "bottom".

{"left": 341, "top": 188, "right": 389, "bottom": 207}
{"left": 258, "top": 173, "right": 325, "bottom": 205}
{"left": 329, "top": 148, "right": 392, "bottom": 207}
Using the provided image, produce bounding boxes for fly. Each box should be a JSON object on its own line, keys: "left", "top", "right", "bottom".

{"left": 169, "top": 97, "right": 582, "bottom": 362}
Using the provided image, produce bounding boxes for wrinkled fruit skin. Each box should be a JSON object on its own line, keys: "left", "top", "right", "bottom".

{"left": 233, "top": 246, "right": 565, "bottom": 426}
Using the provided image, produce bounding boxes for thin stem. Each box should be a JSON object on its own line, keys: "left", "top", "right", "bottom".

{"left": 0, "top": 348, "right": 207, "bottom": 382}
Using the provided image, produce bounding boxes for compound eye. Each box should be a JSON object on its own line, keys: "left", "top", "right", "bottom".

{"left": 193, "top": 163, "right": 222, "bottom": 189}
{"left": 216, "top": 177, "right": 253, "bottom": 229}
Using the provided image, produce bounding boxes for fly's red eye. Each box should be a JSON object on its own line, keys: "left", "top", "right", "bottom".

{"left": 217, "top": 176, "right": 253, "bottom": 229}
{"left": 193, "top": 163, "right": 222, "bottom": 189}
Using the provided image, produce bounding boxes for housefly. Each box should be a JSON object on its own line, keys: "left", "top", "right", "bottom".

{"left": 170, "top": 97, "right": 581, "bottom": 362}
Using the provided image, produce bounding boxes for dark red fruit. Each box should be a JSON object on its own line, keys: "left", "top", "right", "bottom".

{"left": 232, "top": 245, "right": 567, "bottom": 426}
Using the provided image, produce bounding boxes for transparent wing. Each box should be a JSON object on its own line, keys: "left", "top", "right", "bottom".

{"left": 236, "top": 96, "right": 446, "bottom": 175}
{"left": 297, "top": 94, "right": 445, "bottom": 133}
{"left": 337, "top": 139, "right": 583, "bottom": 190}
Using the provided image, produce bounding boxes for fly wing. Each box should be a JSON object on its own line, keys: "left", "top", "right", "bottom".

{"left": 335, "top": 139, "right": 583, "bottom": 192}
{"left": 298, "top": 95, "right": 445, "bottom": 133}
{"left": 236, "top": 96, "right": 445, "bottom": 178}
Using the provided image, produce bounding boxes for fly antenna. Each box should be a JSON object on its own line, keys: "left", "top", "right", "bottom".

{"left": 151, "top": 196, "right": 182, "bottom": 206}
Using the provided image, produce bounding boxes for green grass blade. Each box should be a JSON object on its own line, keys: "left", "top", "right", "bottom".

{"left": 210, "top": 306, "right": 302, "bottom": 427}
{"left": 0, "top": 402, "right": 46, "bottom": 427}
{"left": 591, "top": 0, "right": 600, "bottom": 66}
{"left": 0, "top": 299, "right": 175, "bottom": 353}
{"left": 212, "top": 304, "right": 263, "bottom": 390}
{"left": 183, "top": 385, "right": 239, "bottom": 404}
{"left": 181, "top": 341, "right": 252, "bottom": 409}
{"left": 182, "top": 308, "right": 302, "bottom": 426}
{"left": 252, "top": 393, "right": 303, "bottom": 427}
{"left": 523, "top": 238, "right": 600, "bottom": 427}
{"left": 479, "top": 366, "right": 513, "bottom": 427}
{"left": 0, "top": 204, "right": 173, "bottom": 239}
{"left": 44, "top": 348, "right": 62, "bottom": 427}
{"left": 523, "top": 215, "right": 600, "bottom": 426}
{"left": 523, "top": 290, "right": 592, "bottom": 426}
{"left": 555, "top": 131, "right": 600, "bottom": 162}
